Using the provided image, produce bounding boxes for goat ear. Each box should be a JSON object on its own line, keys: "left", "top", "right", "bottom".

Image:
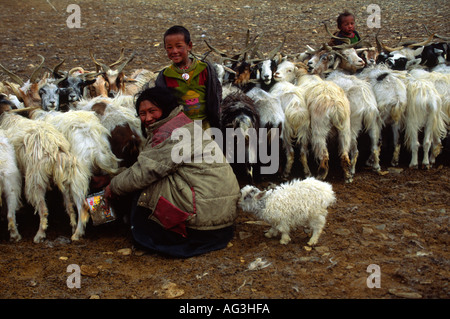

{"left": 83, "top": 78, "right": 97, "bottom": 86}
{"left": 414, "top": 46, "right": 425, "bottom": 56}
{"left": 255, "top": 190, "right": 267, "bottom": 200}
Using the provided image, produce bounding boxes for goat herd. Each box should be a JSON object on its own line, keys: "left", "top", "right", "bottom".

{"left": 0, "top": 27, "right": 448, "bottom": 245}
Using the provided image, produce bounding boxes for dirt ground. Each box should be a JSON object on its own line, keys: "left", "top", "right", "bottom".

{"left": 0, "top": 0, "right": 449, "bottom": 302}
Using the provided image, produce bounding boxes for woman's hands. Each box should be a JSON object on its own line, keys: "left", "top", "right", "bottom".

{"left": 90, "top": 174, "right": 111, "bottom": 189}
{"left": 103, "top": 184, "right": 113, "bottom": 204}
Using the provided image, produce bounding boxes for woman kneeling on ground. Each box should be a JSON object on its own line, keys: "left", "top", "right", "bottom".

{"left": 103, "top": 86, "right": 240, "bottom": 258}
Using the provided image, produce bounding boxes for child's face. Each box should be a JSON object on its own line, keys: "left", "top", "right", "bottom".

{"left": 340, "top": 15, "right": 355, "bottom": 36}
{"left": 164, "top": 33, "right": 192, "bottom": 66}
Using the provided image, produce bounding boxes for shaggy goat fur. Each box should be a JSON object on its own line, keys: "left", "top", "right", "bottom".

{"left": 327, "top": 71, "right": 383, "bottom": 174}
{"left": 358, "top": 65, "right": 407, "bottom": 166}
{"left": 301, "top": 77, "right": 352, "bottom": 183}
{"left": 220, "top": 91, "right": 261, "bottom": 181}
{"left": 270, "top": 60, "right": 311, "bottom": 178}
{"left": 0, "top": 129, "right": 22, "bottom": 242}
{"left": 30, "top": 109, "right": 120, "bottom": 176}
{"left": 0, "top": 111, "right": 91, "bottom": 243}
{"left": 239, "top": 177, "right": 336, "bottom": 246}
{"left": 403, "top": 75, "right": 446, "bottom": 168}
{"left": 75, "top": 96, "right": 144, "bottom": 167}
{"left": 270, "top": 81, "right": 311, "bottom": 179}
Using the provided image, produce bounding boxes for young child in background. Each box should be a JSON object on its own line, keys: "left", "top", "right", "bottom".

{"left": 155, "top": 25, "right": 222, "bottom": 130}
{"left": 329, "top": 10, "right": 361, "bottom": 45}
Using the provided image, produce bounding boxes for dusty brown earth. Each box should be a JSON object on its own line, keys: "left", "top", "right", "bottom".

{"left": 0, "top": 0, "right": 449, "bottom": 305}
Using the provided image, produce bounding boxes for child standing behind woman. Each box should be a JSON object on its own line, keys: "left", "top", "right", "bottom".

{"left": 155, "top": 25, "right": 222, "bottom": 130}
{"left": 328, "top": 10, "right": 361, "bottom": 46}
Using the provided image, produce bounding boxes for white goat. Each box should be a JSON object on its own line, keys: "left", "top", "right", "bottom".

{"left": 327, "top": 71, "right": 383, "bottom": 174}
{"left": 273, "top": 59, "right": 353, "bottom": 182}
{"left": 270, "top": 81, "right": 311, "bottom": 179}
{"left": 269, "top": 61, "right": 311, "bottom": 179}
{"left": 38, "top": 80, "right": 61, "bottom": 111}
{"left": 30, "top": 109, "right": 120, "bottom": 176}
{"left": 246, "top": 87, "right": 284, "bottom": 132}
{"left": 239, "top": 177, "right": 336, "bottom": 246}
{"left": 358, "top": 65, "right": 407, "bottom": 166}
{"left": 0, "top": 110, "right": 91, "bottom": 243}
{"left": 403, "top": 73, "right": 447, "bottom": 168}
{"left": 0, "top": 129, "right": 22, "bottom": 242}
{"left": 75, "top": 96, "right": 144, "bottom": 167}
{"left": 408, "top": 69, "right": 450, "bottom": 130}
{"left": 305, "top": 78, "right": 352, "bottom": 182}
{"left": 307, "top": 47, "right": 365, "bottom": 75}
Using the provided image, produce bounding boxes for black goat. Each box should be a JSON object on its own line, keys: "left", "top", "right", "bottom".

{"left": 220, "top": 91, "right": 261, "bottom": 182}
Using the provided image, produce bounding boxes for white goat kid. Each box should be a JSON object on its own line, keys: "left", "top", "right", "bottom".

{"left": 0, "top": 129, "right": 22, "bottom": 242}
{"left": 239, "top": 177, "right": 336, "bottom": 246}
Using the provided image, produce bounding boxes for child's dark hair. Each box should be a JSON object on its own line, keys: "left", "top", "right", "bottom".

{"left": 135, "top": 86, "right": 179, "bottom": 135}
{"left": 163, "top": 25, "right": 191, "bottom": 45}
{"left": 337, "top": 10, "right": 355, "bottom": 29}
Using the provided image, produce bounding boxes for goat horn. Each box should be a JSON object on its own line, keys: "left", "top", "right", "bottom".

{"left": 323, "top": 44, "right": 346, "bottom": 60}
{"left": 324, "top": 22, "right": 351, "bottom": 45}
{"left": 204, "top": 40, "right": 229, "bottom": 57}
{"left": 7, "top": 105, "right": 41, "bottom": 113}
{"left": 407, "top": 33, "right": 435, "bottom": 48}
{"left": 423, "top": 24, "right": 450, "bottom": 42}
{"left": 53, "top": 73, "right": 68, "bottom": 85}
{"left": 52, "top": 59, "right": 65, "bottom": 78}
{"left": 222, "top": 65, "right": 237, "bottom": 74}
{"left": 69, "top": 67, "right": 85, "bottom": 75}
{"left": 0, "top": 63, "right": 24, "bottom": 86}
{"left": 305, "top": 45, "right": 317, "bottom": 54}
{"left": 81, "top": 71, "right": 103, "bottom": 80}
{"left": 330, "top": 36, "right": 366, "bottom": 50}
{"left": 375, "top": 29, "right": 383, "bottom": 54}
{"left": 375, "top": 36, "right": 404, "bottom": 53}
{"left": 116, "top": 51, "right": 135, "bottom": 73}
{"left": 244, "top": 29, "right": 250, "bottom": 47}
{"left": 355, "top": 47, "right": 375, "bottom": 52}
{"left": 89, "top": 49, "right": 110, "bottom": 72}
{"left": 267, "top": 35, "right": 286, "bottom": 60}
{"left": 29, "top": 55, "right": 45, "bottom": 83}
{"left": 249, "top": 35, "right": 264, "bottom": 60}
{"left": 109, "top": 47, "right": 126, "bottom": 68}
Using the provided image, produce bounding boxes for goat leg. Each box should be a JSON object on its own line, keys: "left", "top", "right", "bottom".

{"left": 391, "top": 123, "right": 402, "bottom": 167}
{"left": 317, "top": 154, "right": 329, "bottom": 181}
{"left": 340, "top": 153, "right": 353, "bottom": 183}
{"left": 34, "top": 199, "right": 49, "bottom": 243}
{"left": 307, "top": 213, "right": 326, "bottom": 246}
{"left": 61, "top": 191, "right": 78, "bottom": 234}
{"left": 7, "top": 209, "right": 21, "bottom": 242}
{"left": 299, "top": 143, "right": 311, "bottom": 178}
{"left": 430, "top": 142, "right": 442, "bottom": 167}
{"left": 282, "top": 144, "right": 295, "bottom": 179}
{"left": 71, "top": 198, "right": 90, "bottom": 241}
